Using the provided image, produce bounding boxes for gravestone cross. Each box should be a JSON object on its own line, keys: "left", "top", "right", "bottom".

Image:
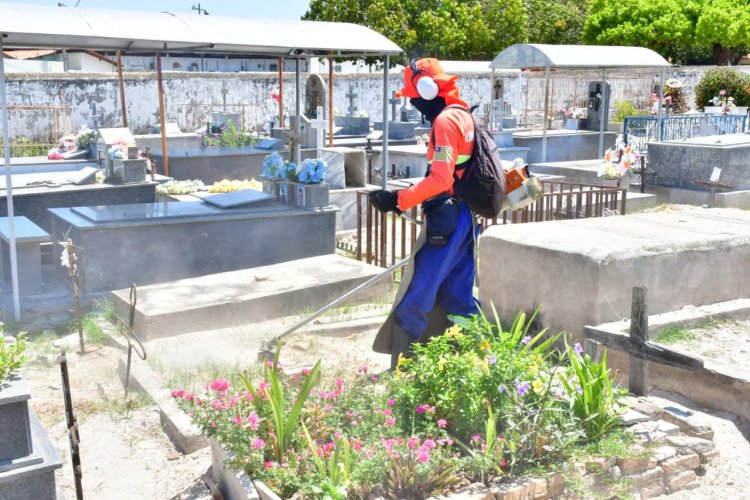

{"left": 389, "top": 91, "right": 400, "bottom": 122}
{"left": 310, "top": 106, "right": 328, "bottom": 154}
{"left": 221, "top": 81, "right": 229, "bottom": 112}
{"left": 346, "top": 86, "right": 358, "bottom": 116}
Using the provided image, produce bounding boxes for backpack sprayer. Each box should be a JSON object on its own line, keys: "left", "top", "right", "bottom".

{"left": 503, "top": 158, "right": 543, "bottom": 211}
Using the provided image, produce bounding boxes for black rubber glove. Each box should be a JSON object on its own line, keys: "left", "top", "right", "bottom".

{"left": 368, "top": 190, "right": 401, "bottom": 214}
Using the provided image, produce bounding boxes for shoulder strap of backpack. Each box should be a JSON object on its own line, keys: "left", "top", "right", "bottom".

{"left": 428, "top": 105, "right": 477, "bottom": 172}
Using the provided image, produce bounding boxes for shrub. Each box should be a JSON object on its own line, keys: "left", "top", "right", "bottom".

{"left": 0, "top": 326, "right": 27, "bottom": 383}
{"left": 613, "top": 101, "right": 649, "bottom": 122}
{"left": 694, "top": 67, "right": 750, "bottom": 109}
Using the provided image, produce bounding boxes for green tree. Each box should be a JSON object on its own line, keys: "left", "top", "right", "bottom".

{"left": 584, "top": 0, "right": 750, "bottom": 65}
{"left": 304, "top": 0, "right": 526, "bottom": 60}
{"left": 525, "top": 0, "right": 590, "bottom": 44}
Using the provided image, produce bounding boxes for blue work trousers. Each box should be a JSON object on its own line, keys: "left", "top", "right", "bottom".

{"left": 395, "top": 203, "right": 479, "bottom": 338}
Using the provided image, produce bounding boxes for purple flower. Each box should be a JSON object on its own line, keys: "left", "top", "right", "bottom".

{"left": 488, "top": 355, "right": 497, "bottom": 365}
{"left": 498, "top": 384, "right": 507, "bottom": 393}
{"left": 574, "top": 342, "right": 584, "bottom": 356}
{"left": 516, "top": 381, "right": 531, "bottom": 396}
{"left": 577, "top": 385, "right": 584, "bottom": 395}
{"left": 521, "top": 336, "right": 531, "bottom": 345}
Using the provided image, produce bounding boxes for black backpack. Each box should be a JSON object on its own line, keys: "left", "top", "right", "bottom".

{"left": 439, "top": 105, "right": 506, "bottom": 219}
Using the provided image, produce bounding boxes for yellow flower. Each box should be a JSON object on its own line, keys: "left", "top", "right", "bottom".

{"left": 438, "top": 357, "right": 447, "bottom": 370}
{"left": 445, "top": 324, "right": 462, "bottom": 337}
{"left": 479, "top": 339, "right": 491, "bottom": 351}
{"left": 532, "top": 379, "right": 544, "bottom": 394}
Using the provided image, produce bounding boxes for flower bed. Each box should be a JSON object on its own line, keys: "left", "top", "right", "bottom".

{"left": 170, "top": 311, "right": 657, "bottom": 499}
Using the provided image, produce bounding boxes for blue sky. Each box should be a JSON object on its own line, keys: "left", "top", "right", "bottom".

{"left": 13, "top": 0, "right": 311, "bottom": 20}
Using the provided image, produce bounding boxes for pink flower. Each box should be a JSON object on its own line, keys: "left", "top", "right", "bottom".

{"left": 210, "top": 400, "right": 226, "bottom": 410}
{"left": 416, "top": 450, "right": 430, "bottom": 463}
{"left": 437, "top": 419, "right": 447, "bottom": 429}
{"left": 407, "top": 437, "right": 420, "bottom": 449}
{"left": 271, "top": 90, "right": 281, "bottom": 103}
{"left": 385, "top": 417, "right": 396, "bottom": 427}
{"left": 720, "top": 89, "right": 727, "bottom": 96}
{"left": 243, "top": 391, "right": 254, "bottom": 403}
{"left": 335, "top": 378, "right": 345, "bottom": 389}
{"left": 170, "top": 389, "right": 185, "bottom": 398}
{"left": 233, "top": 416, "right": 243, "bottom": 426}
{"left": 350, "top": 439, "right": 364, "bottom": 451}
{"left": 357, "top": 364, "right": 368, "bottom": 373}
{"left": 383, "top": 409, "right": 393, "bottom": 417}
{"left": 422, "top": 439, "right": 436, "bottom": 449}
{"left": 210, "top": 379, "right": 229, "bottom": 392}
{"left": 247, "top": 413, "right": 259, "bottom": 430}
{"left": 252, "top": 438, "right": 265, "bottom": 450}
{"left": 183, "top": 393, "right": 194, "bottom": 401}
{"left": 416, "top": 405, "right": 425, "bottom": 414}
{"left": 301, "top": 368, "right": 311, "bottom": 376}
{"left": 370, "top": 375, "right": 379, "bottom": 382}
{"left": 471, "top": 434, "right": 481, "bottom": 443}
{"left": 264, "top": 461, "right": 275, "bottom": 469}
{"left": 387, "top": 399, "right": 395, "bottom": 406}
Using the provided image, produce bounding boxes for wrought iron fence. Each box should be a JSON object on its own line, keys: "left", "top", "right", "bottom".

{"left": 623, "top": 114, "right": 748, "bottom": 153}
{"left": 346, "top": 181, "right": 627, "bottom": 268}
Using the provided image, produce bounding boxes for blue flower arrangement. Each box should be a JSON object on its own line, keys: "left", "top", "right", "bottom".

{"left": 262, "top": 152, "right": 298, "bottom": 181}
{"left": 296, "top": 158, "right": 327, "bottom": 185}
{"left": 261, "top": 152, "right": 285, "bottom": 179}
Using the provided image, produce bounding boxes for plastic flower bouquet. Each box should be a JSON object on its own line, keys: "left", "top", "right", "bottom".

{"left": 261, "top": 152, "right": 297, "bottom": 181}
{"left": 597, "top": 135, "right": 640, "bottom": 180}
{"left": 296, "top": 158, "right": 327, "bottom": 184}
{"left": 108, "top": 139, "right": 136, "bottom": 160}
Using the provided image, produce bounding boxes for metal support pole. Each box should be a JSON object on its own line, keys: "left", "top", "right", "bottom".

{"left": 657, "top": 68, "right": 665, "bottom": 142}
{"left": 328, "top": 52, "right": 334, "bottom": 147}
{"left": 156, "top": 52, "right": 168, "bottom": 176}
{"left": 0, "top": 37, "right": 21, "bottom": 321}
{"left": 541, "top": 67, "right": 550, "bottom": 163}
{"left": 489, "top": 68, "right": 496, "bottom": 131}
{"left": 117, "top": 50, "right": 128, "bottom": 128}
{"left": 598, "top": 68, "right": 607, "bottom": 158}
{"left": 278, "top": 56, "right": 284, "bottom": 128}
{"left": 295, "top": 57, "right": 301, "bottom": 165}
{"left": 381, "top": 55, "right": 390, "bottom": 189}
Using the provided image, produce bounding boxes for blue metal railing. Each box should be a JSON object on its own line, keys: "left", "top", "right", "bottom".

{"left": 623, "top": 114, "right": 747, "bottom": 153}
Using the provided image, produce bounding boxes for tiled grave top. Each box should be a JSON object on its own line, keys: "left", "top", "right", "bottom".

{"left": 157, "top": 146, "right": 273, "bottom": 158}
{"left": 72, "top": 202, "right": 222, "bottom": 222}
{"left": 667, "top": 133, "right": 750, "bottom": 147}
{"left": 0, "top": 216, "right": 49, "bottom": 244}
{"left": 201, "top": 189, "right": 273, "bottom": 208}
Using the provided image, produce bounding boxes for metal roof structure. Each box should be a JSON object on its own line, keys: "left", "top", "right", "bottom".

{"left": 1, "top": 2, "right": 403, "bottom": 320}
{"left": 490, "top": 44, "right": 671, "bottom": 70}
{"left": 0, "top": 2, "right": 402, "bottom": 57}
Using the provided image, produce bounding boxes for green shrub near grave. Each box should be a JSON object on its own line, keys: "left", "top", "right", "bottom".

{"left": 613, "top": 101, "right": 649, "bottom": 122}
{"left": 0, "top": 324, "right": 27, "bottom": 383}
{"left": 694, "top": 67, "right": 750, "bottom": 109}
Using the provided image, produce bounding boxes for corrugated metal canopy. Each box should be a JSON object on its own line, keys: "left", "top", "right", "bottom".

{"left": 491, "top": 44, "right": 671, "bottom": 70}
{"left": 0, "top": 2, "right": 403, "bottom": 56}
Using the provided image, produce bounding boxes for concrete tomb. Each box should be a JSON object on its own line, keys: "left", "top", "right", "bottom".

{"left": 479, "top": 208, "right": 750, "bottom": 342}
{"left": 0, "top": 374, "right": 62, "bottom": 499}
{"left": 647, "top": 134, "right": 750, "bottom": 191}
{"left": 514, "top": 130, "right": 617, "bottom": 164}
{"left": 0, "top": 217, "right": 49, "bottom": 296}
{"left": 49, "top": 199, "right": 337, "bottom": 294}
{"left": 96, "top": 127, "right": 137, "bottom": 181}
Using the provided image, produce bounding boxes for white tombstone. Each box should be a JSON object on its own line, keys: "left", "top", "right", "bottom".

{"left": 310, "top": 106, "right": 328, "bottom": 155}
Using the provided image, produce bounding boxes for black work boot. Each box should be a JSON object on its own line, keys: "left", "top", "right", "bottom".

{"left": 390, "top": 324, "right": 416, "bottom": 371}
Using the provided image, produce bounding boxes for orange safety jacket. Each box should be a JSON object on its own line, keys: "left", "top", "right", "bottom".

{"left": 397, "top": 107, "right": 475, "bottom": 211}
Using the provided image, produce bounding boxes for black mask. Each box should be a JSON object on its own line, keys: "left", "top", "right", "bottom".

{"left": 410, "top": 96, "right": 447, "bottom": 123}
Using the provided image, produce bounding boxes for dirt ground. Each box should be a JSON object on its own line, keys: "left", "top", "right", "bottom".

{"left": 16, "top": 311, "right": 750, "bottom": 499}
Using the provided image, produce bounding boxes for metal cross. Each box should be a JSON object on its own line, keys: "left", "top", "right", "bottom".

{"left": 346, "top": 85, "right": 358, "bottom": 116}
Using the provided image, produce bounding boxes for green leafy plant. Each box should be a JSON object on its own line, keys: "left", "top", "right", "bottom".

{"left": 653, "top": 325, "right": 696, "bottom": 344}
{"left": 613, "top": 101, "right": 649, "bottom": 122}
{"left": 302, "top": 422, "right": 351, "bottom": 500}
{"left": 383, "top": 439, "right": 459, "bottom": 500}
{"left": 240, "top": 343, "right": 321, "bottom": 462}
{"left": 457, "top": 402, "right": 508, "bottom": 484}
{"left": 695, "top": 67, "right": 750, "bottom": 109}
{"left": 0, "top": 328, "right": 27, "bottom": 383}
{"left": 560, "top": 341, "right": 624, "bottom": 441}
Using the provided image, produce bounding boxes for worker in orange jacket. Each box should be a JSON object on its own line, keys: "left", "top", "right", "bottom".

{"left": 370, "top": 57, "right": 480, "bottom": 369}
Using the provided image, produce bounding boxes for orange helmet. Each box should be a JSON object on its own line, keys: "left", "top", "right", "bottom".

{"left": 396, "top": 57, "right": 466, "bottom": 106}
